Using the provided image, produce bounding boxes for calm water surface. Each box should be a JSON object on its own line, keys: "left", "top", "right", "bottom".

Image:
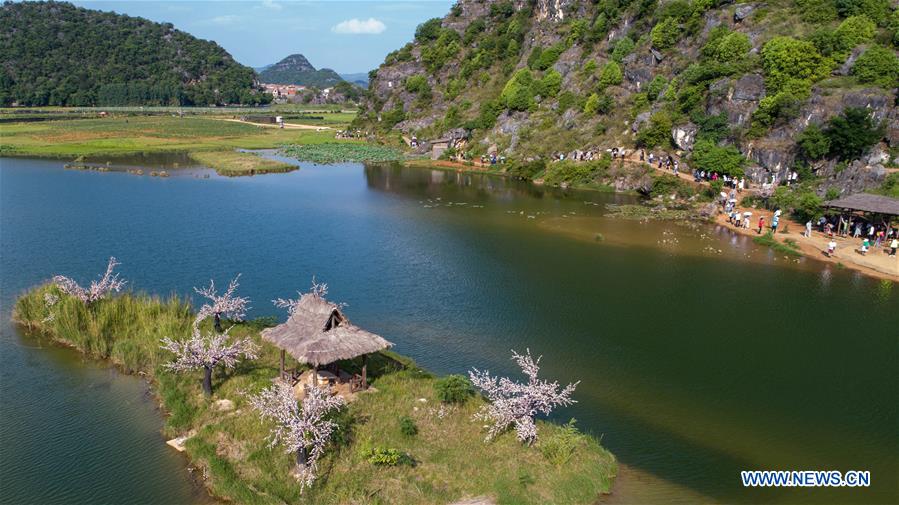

{"left": 0, "top": 157, "right": 896, "bottom": 504}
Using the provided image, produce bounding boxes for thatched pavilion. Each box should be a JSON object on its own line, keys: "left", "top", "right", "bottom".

{"left": 261, "top": 292, "right": 392, "bottom": 390}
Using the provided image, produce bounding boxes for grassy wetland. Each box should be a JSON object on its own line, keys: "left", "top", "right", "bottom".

{"left": 0, "top": 111, "right": 360, "bottom": 175}
{"left": 13, "top": 285, "right": 616, "bottom": 505}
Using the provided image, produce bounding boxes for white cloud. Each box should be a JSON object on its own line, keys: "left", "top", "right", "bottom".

{"left": 260, "top": 0, "right": 283, "bottom": 11}
{"left": 331, "top": 18, "right": 386, "bottom": 35}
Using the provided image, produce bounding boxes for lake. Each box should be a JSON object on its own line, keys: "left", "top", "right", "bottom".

{"left": 0, "top": 156, "right": 896, "bottom": 504}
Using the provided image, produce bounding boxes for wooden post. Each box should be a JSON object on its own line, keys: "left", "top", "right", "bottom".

{"left": 361, "top": 355, "right": 368, "bottom": 389}
{"left": 280, "top": 349, "right": 285, "bottom": 379}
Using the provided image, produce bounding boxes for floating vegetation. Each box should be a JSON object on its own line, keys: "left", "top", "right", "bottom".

{"left": 605, "top": 204, "right": 693, "bottom": 221}
{"left": 280, "top": 142, "right": 403, "bottom": 164}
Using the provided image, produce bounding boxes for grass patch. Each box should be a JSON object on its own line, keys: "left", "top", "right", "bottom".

{"left": 753, "top": 231, "right": 802, "bottom": 256}
{"left": 0, "top": 115, "right": 341, "bottom": 158}
{"left": 13, "top": 285, "right": 616, "bottom": 504}
{"left": 280, "top": 143, "right": 403, "bottom": 164}
{"left": 188, "top": 150, "right": 296, "bottom": 177}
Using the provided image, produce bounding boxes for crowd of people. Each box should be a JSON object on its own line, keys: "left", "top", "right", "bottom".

{"left": 813, "top": 216, "right": 898, "bottom": 257}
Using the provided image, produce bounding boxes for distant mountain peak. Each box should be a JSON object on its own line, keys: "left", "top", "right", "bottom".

{"left": 258, "top": 53, "right": 344, "bottom": 87}
{"left": 270, "top": 54, "right": 316, "bottom": 73}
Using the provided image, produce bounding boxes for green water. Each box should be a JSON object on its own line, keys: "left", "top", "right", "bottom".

{"left": 0, "top": 157, "right": 896, "bottom": 504}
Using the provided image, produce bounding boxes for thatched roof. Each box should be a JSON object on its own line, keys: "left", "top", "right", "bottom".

{"left": 261, "top": 293, "right": 392, "bottom": 367}
{"left": 823, "top": 193, "right": 899, "bottom": 216}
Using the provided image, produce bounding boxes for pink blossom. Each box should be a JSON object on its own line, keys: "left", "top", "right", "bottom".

{"left": 52, "top": 257, "right": 126, "bottom": 304}
{"left": 469, "top": 349, "right": 578, "bottom": 445}
{"left": 248, "top": 381, "right": 345, "bottom": 491}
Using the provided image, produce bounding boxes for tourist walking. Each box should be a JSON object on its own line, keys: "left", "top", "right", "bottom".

{"left": 860, "top": 237, "right": 870, "bottom": 255}
{"left": 890, "top": 238, "right": 898, "bottom": 257}
{"left": 771, "top": 212, "right": 780, "bottom": 234}
{"left": 757, "top": 216, "right": 765, "bottom": 234}
{"left": 743, "top": 211, "right": 751, "bottom": 229}
{"left": 805, "top": 220, "right": 812, "bottom": 237}
{"left": 827, "top": 239, "right": 836, "bottom": 256}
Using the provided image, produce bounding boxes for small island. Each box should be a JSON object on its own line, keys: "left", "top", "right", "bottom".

{"left": 13, "top": 259, "right": 616, "bottom": 505}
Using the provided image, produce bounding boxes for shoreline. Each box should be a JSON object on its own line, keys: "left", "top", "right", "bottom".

{"left": 714, "top": 206, "right": 898, "bottom": 282}
{"left": 12, "top": 286, "right": 616, "bottom": 505}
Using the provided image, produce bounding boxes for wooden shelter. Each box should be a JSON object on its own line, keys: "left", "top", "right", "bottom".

{"left": 824, "top": 193, "right": 899, "bottom": 232}
{"left": 823, "top": 193, "right": 899, "bottom": 217}
{"left": 261, "top": 292, "right": 392, "bottom": 390}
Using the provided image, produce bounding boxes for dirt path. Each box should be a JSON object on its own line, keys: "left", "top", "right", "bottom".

{"left": 715, "top": 207, "right": 898, "bottom": 281}
{"left": 208, "top": 117, "right": 331, "bottom": 131}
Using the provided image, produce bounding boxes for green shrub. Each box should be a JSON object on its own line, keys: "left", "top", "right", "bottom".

{"left": 691, "top": 140, "right": 746, "bottom": 176}
{"left": 434, "top": 374, "right": 475, "bottom": 403}
{"left": 796, "top": 0, "right": 838, "bottom": 23}
{"left": 835, "top": 0, "right": 891, "bottom": 25}
{"left": 531, "top": 43, "right": 566, "bottom": 71}
{"left": 466, "top": 99, "right": 504, "bottom": 130}
{"left": 852, "top": 45, "right": 899, "bottom": 87}
{"left": 405, "top": 75, "right": 429, "bottom": 94}
{"left": 540, "top": 419, "right": 583, "bottom": 467}
{"left": 713, "top": 32, "right": 751, "bottom": 63}
{"left": 752, "top": 80, "right": 810, "bottom": 126}
{"left": 415, "top": 18, "right": 443, "bottom": 43}
{"left": 797, "top": 124, "right": 831, "bottom": 159}
{"left": 651, "top": 18, "right": 681, "bottom": 49}
{"left": 537, "top": 69, "right": 563, "bottom": 98}
{"left": 636, "top": 111, "right": 673, "bottom": 147}
{"left": 807, "top": 28, "right": 842, "bottom": 57}
{"left": 399, "top": 416, "right": 418, "bottom": 437}
{"left": 824, "top": 107, "right": 885, "bottom": 160}
{"left": 694, "top": 111, "right": 730, "bottom": 143}
{"left": 646, "top": 75, "right": 668, "bottom": 101}
{"left": 501, "top": 69, "right": 536, "bottom": 111}
{"left": 583, "top": 93, "right": 601, "bottom": 114}
{"left": 507, "top": 159, "right": 546, "bottom": 180}
{"left": 760, "top": 36, "right": 831, "bottom": 92}
{"left": 362, "top": 447, "right": 414, "bottom": 466}
{"left": 875, "top": 172, "right": 899, "bottom": 198}
{"left": 650, "top": 174, "right": 694, "bottom": 198}
{"left": 543, "top": 158, "right": 611, "bottom": 185}
{"left": 598, "top": 61, "right": 624, "bottom": 88}
{"left": 835, "top": 15, "right": 876, "bottom": 52}
{"left": 611, "top": 36, "right": 635, "bottom": 62}
{"left": 557, "top": 91, "right": 579, "bottom": 113}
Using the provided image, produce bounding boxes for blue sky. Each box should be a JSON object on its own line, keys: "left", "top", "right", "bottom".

{"left": 70, "top": 1, "right": 453, "bottom": 73}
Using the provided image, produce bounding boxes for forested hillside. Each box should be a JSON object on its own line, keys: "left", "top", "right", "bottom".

{"left": 258, "top": 54, "right": 344, "bottom": 88}
{"left": 358, "top": 0, "right": 899, "bottom": 196}
{"left": 0, "top": 1, "right": 269, "bottom": 106}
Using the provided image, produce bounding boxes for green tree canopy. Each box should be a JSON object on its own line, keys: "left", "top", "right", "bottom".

{"left": 760, "top": 36, "right": 831, "bottom": 92}
{"left": 824, "top": 107, "right": 885, "bottom": 160}
{"left": 851, "top": 45, "right": 899, "bottom": 87}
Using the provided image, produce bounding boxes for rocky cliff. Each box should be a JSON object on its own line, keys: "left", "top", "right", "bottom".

{"left": 358, "top": 0, "right": 899, "bottom": 195}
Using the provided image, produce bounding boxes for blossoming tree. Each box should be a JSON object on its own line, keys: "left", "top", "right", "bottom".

{"left": 194, "top": 275, "right": 250, "bottom": 333}
{"left": 248, "top": 381, "right": 345, "bottom": 491}
{"left": 469, "top": 349, "right": 578, "bottom": 445}
{"left": 272, "top": 276, "right": 329, "bottom": 316}
{"left": 52, "top": 256, "right": 126, "bottom": 305}
{"left": 161, "top": 329, "right": 258, "bottom": 396}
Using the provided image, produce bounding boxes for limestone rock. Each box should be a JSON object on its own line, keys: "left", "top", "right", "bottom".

{"left": 733, "top": 4, "right": 755, "bottom": 22}
{"left": 672, "top": 123, "right": 698, "bottom": 151}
